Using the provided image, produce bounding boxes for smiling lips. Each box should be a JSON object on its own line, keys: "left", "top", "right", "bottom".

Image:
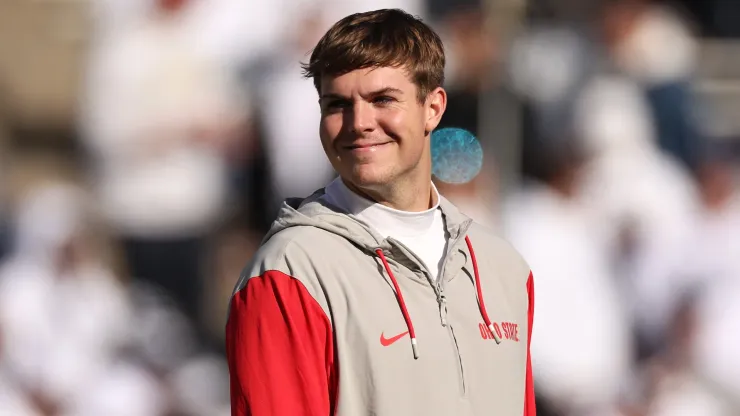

{"left": 345, "top": 142, "right": 393, "bottom": 152}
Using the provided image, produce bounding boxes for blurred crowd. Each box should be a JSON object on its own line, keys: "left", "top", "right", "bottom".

{"left": 0, "top": 0, "right": 738, "bottom": 415}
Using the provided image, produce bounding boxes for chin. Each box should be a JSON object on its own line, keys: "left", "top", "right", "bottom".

{"left": 345, "top": 164, "right": 395, "bottom": 189}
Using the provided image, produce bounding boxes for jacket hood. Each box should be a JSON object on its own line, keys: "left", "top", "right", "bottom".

{"left": 262, "top": 188, "right": 473, "bottom": 254}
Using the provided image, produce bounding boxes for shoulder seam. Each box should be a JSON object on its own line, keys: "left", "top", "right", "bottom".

{"left": 231, "top": 233, "right": 305, "bottom": 295}
{"left": 228, "top": 269, "right": 333, "bottom": 329}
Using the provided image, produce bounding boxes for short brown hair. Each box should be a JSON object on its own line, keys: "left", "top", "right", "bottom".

{"left": 302, "top": 9, "right": 445, "bottom": 102}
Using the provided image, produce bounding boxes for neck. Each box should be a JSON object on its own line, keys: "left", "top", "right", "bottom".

{"left": 343, "top": 177, "right": 435, "bottom": 212}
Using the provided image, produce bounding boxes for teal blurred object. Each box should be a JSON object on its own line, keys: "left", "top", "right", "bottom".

{"left": 431, "top": 127, "right": 483, "bottom": 184}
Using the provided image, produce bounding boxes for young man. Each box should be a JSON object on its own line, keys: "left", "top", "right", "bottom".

{"left": 226, "top": 9, "right": 536, "bottom": 416}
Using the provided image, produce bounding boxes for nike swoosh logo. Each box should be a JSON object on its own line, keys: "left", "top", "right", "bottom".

{"left": 380, "top": 331, "right": 409, "bottom": 346}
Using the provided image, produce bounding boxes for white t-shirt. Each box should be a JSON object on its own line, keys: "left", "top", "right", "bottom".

{"left": 321, "top": 178, "right": 448, "bottom": 281}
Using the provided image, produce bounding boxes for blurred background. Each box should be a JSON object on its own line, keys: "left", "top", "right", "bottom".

{"left": 0, "top": 0, "right": 738, "bottom": 414}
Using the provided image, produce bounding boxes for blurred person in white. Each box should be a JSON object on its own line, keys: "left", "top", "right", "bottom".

{"left": 62, "top": 360, "right": 166, "bottom": 416}
{"left": 503, "top": 139, "right": 632, "bottom": 415}
{"left": 168, "top": 353, "right": 231, "bottom": 416}
{"left": 65, "top": 275, "right": 207, "bottom": 416}
{"left": 684, "top": 149, "right": 740, "bottom": 410}
{"left": 573, "top": 75, "right": 700, "bottom": 357}
{"left": 81, "top": 0, "right": 249, "bottom": 330}
{"left": 625, "top": 295, "right": 733, "bottom": 416}
{"left": 0, "top": 182, "right": 134, "bottom": 414}
{"left": 601, "top": 0, "right": 704, "bottom": 174}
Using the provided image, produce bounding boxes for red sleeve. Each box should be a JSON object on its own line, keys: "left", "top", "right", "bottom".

{"left": 524, "top": 271, "right": 536, "bottom": 416}
{"left": 226, "top": 270, "right": 338, "bottom": 416}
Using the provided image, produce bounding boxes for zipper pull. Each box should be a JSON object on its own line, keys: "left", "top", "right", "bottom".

{"left": 438, "top": 294, "right": 448, "bottom": 327}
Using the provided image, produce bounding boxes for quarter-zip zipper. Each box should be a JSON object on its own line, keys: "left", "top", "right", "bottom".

{"left": 438, "top": 293, "right": 448, "bottom": 326}
{"left": 386, "top": 221, "right": 472, "bottom": 396}
{"left": 437, "top": 283, "right": 466, "bottom": 395}
{"left": 433, "top": 219, "right": 472, "bottom": 396}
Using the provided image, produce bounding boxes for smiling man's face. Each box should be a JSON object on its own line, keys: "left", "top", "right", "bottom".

{"left": 319, "top": 66, "right": 443, "bottom": 193}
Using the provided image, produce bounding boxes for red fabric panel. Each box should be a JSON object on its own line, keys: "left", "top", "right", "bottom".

{"left": 524, "top": 271, "right": 537, "bottom": 416}
{"left": 226, "top": 270, "right": 337, "bottom": 416}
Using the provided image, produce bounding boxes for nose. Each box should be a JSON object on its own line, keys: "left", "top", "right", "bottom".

{"left": 346, "top": 101, "right": 377, "bottom": 135}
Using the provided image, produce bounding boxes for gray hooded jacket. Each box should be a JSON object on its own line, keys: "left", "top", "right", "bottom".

{"left": 226, "top": 189, "right": 535, "bottom": 415}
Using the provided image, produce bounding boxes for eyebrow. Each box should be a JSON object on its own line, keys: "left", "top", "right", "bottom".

{"left": 320, "top": 87, "right": 404, "bottom": 102}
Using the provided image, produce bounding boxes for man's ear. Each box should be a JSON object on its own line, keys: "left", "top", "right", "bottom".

{"left": 424, "top": 87, "right": 447, "bottom": 135}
